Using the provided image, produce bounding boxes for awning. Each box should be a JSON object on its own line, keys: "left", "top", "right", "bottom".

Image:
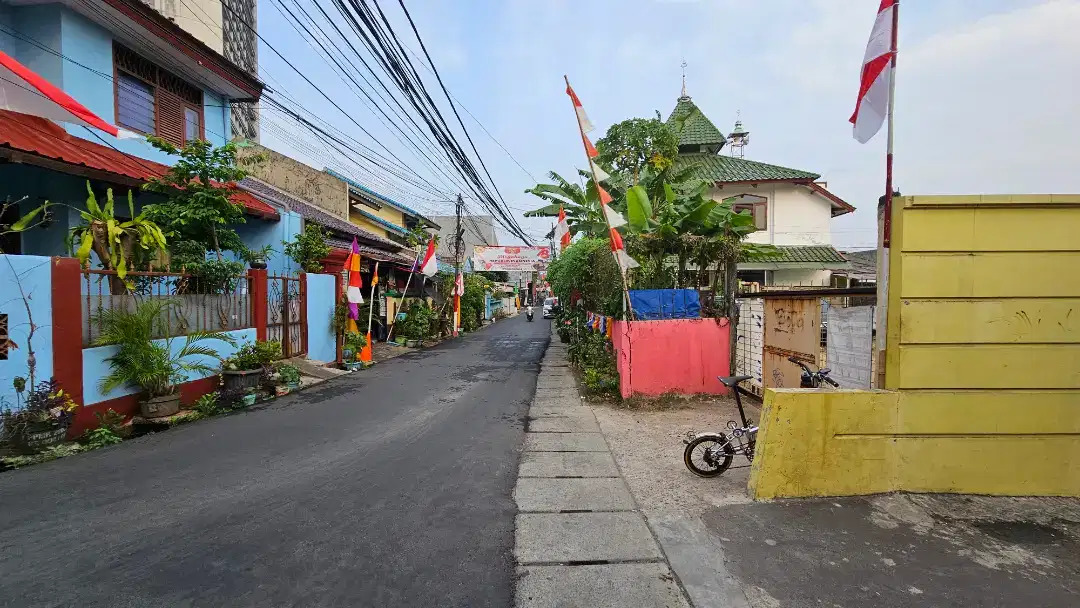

{"left": 0, "top": 110, "right": 278, "bottom": 219}
{"left": 325, "top": 237, "right": 415, "bottom": 266}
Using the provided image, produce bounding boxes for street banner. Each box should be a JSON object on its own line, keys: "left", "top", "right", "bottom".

{"left": 472, "top": 246, "right": 551, "bottom": 272}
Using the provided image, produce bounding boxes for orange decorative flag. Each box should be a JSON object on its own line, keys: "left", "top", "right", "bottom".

{"left": 555, "top": 206, "right": 571, "bottom": 251}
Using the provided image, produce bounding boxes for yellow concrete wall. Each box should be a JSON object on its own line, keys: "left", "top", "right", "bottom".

{"left": 349, "top": 213, "right": 390, "bottom": 239}
{"left": 239, "top": 146, "right": 350, "bottom": 220}
{"left": 750, "top": 194, "right": 1080, "bottom": 499}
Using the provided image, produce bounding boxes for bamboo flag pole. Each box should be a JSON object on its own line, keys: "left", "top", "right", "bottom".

{"left": 386, "top": 249, "right": 422, "bottom": 342}
{"left": 564, "top": 75, "right": 634, "bottom": 319}
{"left": 360, "top": 261, "right": 379, "bottom": 362}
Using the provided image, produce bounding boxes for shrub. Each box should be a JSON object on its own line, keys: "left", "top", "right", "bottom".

{"left": 222, "top": 340, "right": 282, "bottom": 372}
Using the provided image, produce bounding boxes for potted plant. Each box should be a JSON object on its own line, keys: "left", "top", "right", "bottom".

{"left": 0, "top": 379, "right": 80, "bottom": 453}
{"left": 94, "top": 300, "right": 232, "bottom": 419}
{"left": 342, "top": 331, "right": 367, "bottom": 370}
{"left": 241, "top": 244, "right": 272, "bottom": 270}
{"left": 221, "top": 340, "right": 281, "bottom": 395}
{"left": 276, "top": 363, "right": 301, "bottom": 393}
{"left": 239, "top": 388, "right": 258, "bottom": 407}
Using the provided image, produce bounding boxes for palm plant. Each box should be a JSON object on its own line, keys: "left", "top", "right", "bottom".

{"left": 523, "top": 170, "right": 613, "bottom": 238}
{"left": 70, "top": 182, "right": 168, "bottom": 293}
{"left": 94, "top": 299, "right": 233, "bottom": 398}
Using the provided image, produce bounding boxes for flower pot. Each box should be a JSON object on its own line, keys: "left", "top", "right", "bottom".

{"left": 24, "top": 425, "right": 68, "bottom": 451}
{"left": 141, "top": 393, "right": 182, "bottom": 418}
{"left": 286, "top": 381, "right": 300, "bottom": 390}
{"left": 222, "top": 368, "right": 263, "bottom": 394}
{"left": 249, "top": 259, "right": 267, "bottom": 270}
{"left": 344, "top": 361, "right": 362, "bottom": 371}
{"left": 406, "top": 339, "right": 420, "bottom": 348}
{"left": 274, "top": 385, "right": 290, "bottom": 397}
{"left": 342, "top": 348, "right": 354, "bottom": 360}
{"left": 239, "top": 393, "right": 258, "bottom": 407}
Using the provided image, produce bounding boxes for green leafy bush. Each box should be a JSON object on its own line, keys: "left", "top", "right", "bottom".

{"left": 276, "top": 364, "right": 301, "bottom": 385}
{"left": 192, "top": 392, "right": 225, "bottom": 416}
{"left": 399, "top": 300, "right": 435, "bottom": 340}
{"left": 284, "top": 225, "right": 331, "bottom": 273}
{"left": 222, "top": 340, "right": 282, "bottom": 371}
{"left": 81, "top": 426, "right": 124, "bottom": 450}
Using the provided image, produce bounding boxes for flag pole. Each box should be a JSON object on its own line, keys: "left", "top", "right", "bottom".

{"left": 883, "top": 0, "right": 899, "bottom": 247}
{"left": 876, "top": 0, "right": 899, "bottom": 388}
{"left": 563, "top": 74, "right": 635, "bottom": 319}
{"left": 360, "top": 261, "right": 379, "bottom": 362}
{"left": 386, "top": 249, "right": 422, "bottom": 342}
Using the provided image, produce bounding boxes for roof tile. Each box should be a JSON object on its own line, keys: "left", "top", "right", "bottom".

{"left": 744, "top": 245, "right": 847, "bottom": 264}
{"left": 675, "top": 153, "right": 820, "bottom": 183}
{"left": 666, "top": 97, "right": 726, "bottom": 148}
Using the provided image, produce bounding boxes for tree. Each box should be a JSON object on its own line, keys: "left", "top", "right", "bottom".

{"left": 70, "top": 182, "right": 167, "bottom": 293}
{"left": 595, "top": 115, "right": 679, "bottom": 183}
{"left": 523, "top": 170, "right": 615, "bottom": 238}
{"left": 142, "top": 137, "right": 253, "bottom": 259}
{"left": 284, "top": 224, "right": 332, "bottom": 273}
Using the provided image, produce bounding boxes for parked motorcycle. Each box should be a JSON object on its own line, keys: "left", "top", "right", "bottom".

{"left": 526, "top": 306, "right": 534, "bottom": 322}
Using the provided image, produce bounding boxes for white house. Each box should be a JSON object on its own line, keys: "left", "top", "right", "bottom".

{"left": 667, "top": 92, "right": 854, "bottom": 286}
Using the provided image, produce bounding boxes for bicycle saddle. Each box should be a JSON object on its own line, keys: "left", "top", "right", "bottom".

{"left": 718, "top": 375, "right": 752, "bottom": 387}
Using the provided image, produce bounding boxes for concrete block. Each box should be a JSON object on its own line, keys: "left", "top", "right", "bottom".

{"left": 525, "top": 433, "right": 608, "bottom": 452}
{"left": 536, "top": 379, "right": 574, "bottom": 390}
{"left": 528, "top": 415, "right": 600, "bottom": 433}
{"left": 517, "top": 563, "right": 689, "bottom": 608}
{"left": 515, "top": 478, "right": 633, "bottom": 512}
{"left": 531, "top": 396, "right": 582, "bottom": 410}
{"left": 518, "top": 452, "right": 620, "bottom": 478}
{"left": 515, "top": 512, "right": 663, "bottom": 563}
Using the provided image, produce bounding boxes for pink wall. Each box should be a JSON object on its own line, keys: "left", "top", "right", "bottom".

{"left": 612, "top": 319, "right": 732, "bottom": 399}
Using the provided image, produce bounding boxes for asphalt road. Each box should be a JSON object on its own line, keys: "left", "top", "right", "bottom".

{"left": 0, "top": 316, "right": 549, "bottom": 608}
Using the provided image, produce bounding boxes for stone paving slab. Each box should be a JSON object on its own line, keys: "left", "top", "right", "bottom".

{"left": 517, "top": 563, "right": 689, "bottom": 608}
{"left": 515, "top": 512, "right": 663, "bottom": 563}
{"left": 518, "top": 451, "right": 620, "bottom": 478}
{"left": 515, "top": 478, "right": 634, "bottom": 512}
{"left": 529, "top": 404, "right": 590, "bottom": 418}
{"left": 534, "top": 387, "right": 578, "bottom": 397}
{"left": 528, "top": 415, "right": 600, "bottom": 433}
{"left": 524, "top": 433, "right": 608, "bottom": 452}
{"left": 536, "top": 380, "right": 575, "bottom": 390}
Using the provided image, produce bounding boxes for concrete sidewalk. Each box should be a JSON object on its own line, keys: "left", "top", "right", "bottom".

{"left": 512, "top": 333, "right": 690, "bottom": 608}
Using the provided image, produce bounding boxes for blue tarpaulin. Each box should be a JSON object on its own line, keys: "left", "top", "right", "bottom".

{"left": 628, "top": 289, "right": 701, "bottom": 320}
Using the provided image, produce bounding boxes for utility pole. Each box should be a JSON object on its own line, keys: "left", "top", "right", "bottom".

{"left": 453, "top": 194, "right": 464, "bottom": 336}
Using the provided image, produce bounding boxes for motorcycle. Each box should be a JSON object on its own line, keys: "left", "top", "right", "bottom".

{"left": 526, "top": 306, "right": 534, "bottom": 322}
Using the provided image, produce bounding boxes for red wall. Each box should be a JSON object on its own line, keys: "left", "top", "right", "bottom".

{"left": 612, "top": 318, "right": 732, "bottom": 399}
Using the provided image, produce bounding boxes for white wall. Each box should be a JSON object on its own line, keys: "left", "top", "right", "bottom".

{"left": 145, "top": 0, "right": 223, "bottom": 53}
{"left": 771, "top": 269, "right": 831, "bottom": 286}
{"left": 707, "top": 183, "right": 834, "bottom": 246}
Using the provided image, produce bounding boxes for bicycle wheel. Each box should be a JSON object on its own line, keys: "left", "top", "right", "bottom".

{"left": 684, "top": 434, "right": 735, "bottom": 478}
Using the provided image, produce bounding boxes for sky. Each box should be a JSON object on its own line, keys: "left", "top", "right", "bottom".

{"left": 258, "top": 0, "right": 1080, "bottom": 250}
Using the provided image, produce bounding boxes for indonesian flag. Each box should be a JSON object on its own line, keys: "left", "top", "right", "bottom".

{"left": 554, "top": 206, "right": 571, "bottom": 251}
{"left": 419, "top": 237, "right": 438, "bottom": 276}
{"left": 850, "top": 0, "right": 897, "bottom": 144}
{"left": 566, "top": 83, "right": 595, "bottom": 134}
{"left": 0, "top": 49, "right": 140, "bottom": 139}
{"left": 344, "top": 238, "right": 364, "bottom": 320}
{"left": 609, "top": 228, "right": 638, "bottom": 270}
{"left": 454, "top": 272, "right": 465, "bottom": 297}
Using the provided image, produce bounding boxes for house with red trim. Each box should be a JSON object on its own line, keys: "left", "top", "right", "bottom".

{"left": 667, "top": 90, "right": 855, "bottom": 286}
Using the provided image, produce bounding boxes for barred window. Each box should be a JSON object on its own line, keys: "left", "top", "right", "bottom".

{"left": 113, "top": 44, "right": 204, "bottom": 146}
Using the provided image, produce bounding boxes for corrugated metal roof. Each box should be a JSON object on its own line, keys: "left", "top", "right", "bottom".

{"left": 0, "top": 110, "right": 278, "bottom": 219}
{"left": 324, "top": 168, "right": 440, "bottom": 229}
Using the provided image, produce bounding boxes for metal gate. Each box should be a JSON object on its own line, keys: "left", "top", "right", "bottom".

{"left": 762, "top": 297, "right": 821, "bottom": 389}
{"left": 268, "top": 275, "right": 306, "bottom": 357}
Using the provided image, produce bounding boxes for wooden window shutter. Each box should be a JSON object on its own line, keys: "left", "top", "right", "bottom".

{"left": 156, "top": 90, "right": 184, "bottom": 146}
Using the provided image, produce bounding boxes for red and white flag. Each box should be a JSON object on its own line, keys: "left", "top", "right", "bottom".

{"left": 419, "top": 237, "right": 438, "bottom": 277}
{"left": 554, "top": 206, "right": 571, "bottom": 251}
{"left": 0, "top": 49, "right": 140, "bottom": 139}
{"left": 564, "top": 78, "right": 637, "bottom": 270}
{"left": 566, "top": 83, "right": 595, "bottom": 134}
{"left": 454, "top": 272, "right": 465, "bottom": 297}
{"left": 850, "top": 0, "right": 897, "bottom": 143}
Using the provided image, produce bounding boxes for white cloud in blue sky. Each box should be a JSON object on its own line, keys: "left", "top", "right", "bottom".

{"left": 259, "top": 0, "right": 1080, "bottom": 248}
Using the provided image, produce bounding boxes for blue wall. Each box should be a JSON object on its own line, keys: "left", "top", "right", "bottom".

{"left": 0, "top": 255, "right": 54, "bottom": 409}
{"left": 305, "top": 273, "right": 336, "bottom": 363}
{"left": 233, "top": 209, "right": 303, "bottom": 276}
{"left": 82, "top": 327, "right": 254, "bottom": 405}
{"left": 1, "top": 4, "right": 229, "bottom": 164}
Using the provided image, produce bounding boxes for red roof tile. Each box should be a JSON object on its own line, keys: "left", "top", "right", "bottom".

{"left": 0, "top": 110, "right": 278, "bottom": 219}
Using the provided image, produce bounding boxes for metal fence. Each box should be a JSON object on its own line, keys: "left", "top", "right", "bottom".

{"left": 82, "top": 269, "right": 252, "bottom": 346}
{"left": 735, "top": 287, "right": 877, "bottom": 395}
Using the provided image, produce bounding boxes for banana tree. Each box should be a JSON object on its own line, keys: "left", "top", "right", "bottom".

{"left": 523, "top": 170, "right": 615, "bottom": 238}
{"left": 70, "top": 182, "right": 168, "bottom": 293}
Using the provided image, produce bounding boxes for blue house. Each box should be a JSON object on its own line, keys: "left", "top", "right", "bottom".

{"left": 0, "top": 0, "right": 277, "bottom": 257}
